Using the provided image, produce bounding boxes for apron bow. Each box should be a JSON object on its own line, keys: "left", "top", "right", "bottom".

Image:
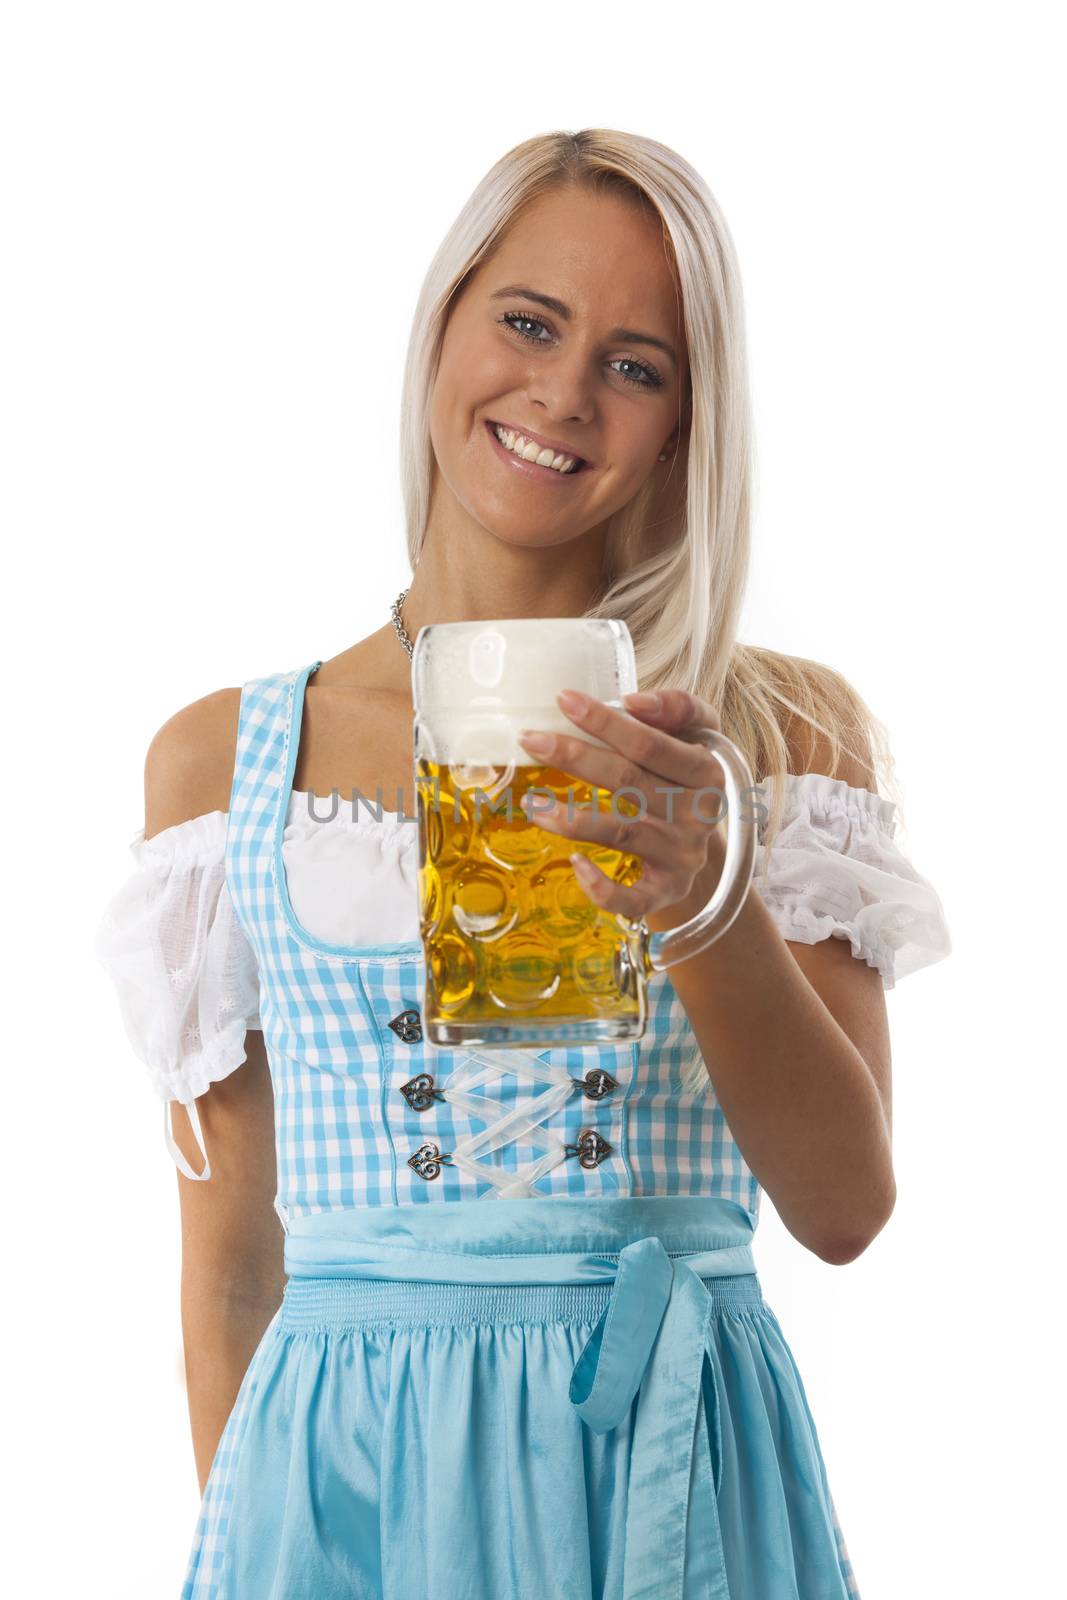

{"left": 570, "top": 1234, "right": 738, "bottom": 1598}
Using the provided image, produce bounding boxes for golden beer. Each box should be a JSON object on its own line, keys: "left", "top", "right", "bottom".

{"left": 410, "top": 618, "right": 757, "bottom": 1048}
{"left": 416, "top": 757, "right": 650, "bottom": 1044}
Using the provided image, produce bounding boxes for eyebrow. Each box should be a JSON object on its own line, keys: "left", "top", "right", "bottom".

{"left": 489, "top": 284, "right": 679, "bottom": 370}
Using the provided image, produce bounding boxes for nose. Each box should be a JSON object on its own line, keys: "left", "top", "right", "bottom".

{"left": 522, "top": 350, "right": 596, "bottom": 428}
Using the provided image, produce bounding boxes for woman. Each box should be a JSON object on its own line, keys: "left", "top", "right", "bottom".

{"left": 97, "top": 128, "right": 952, "bottom": 1598}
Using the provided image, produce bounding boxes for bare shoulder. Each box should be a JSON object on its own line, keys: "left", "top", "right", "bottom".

{"left": 144, "top": 685, "right": 243, "bottom": 840}
{"left": 771, "top": 650, "right": 878, "bottom": 792}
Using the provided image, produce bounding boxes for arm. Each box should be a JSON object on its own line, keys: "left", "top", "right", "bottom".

{"left": 648, "top": 842, "right": 894, "bottom": 1265}
{"left": 145, "top": 689, "right": 286, "bottom": 1495}
{"left": 170, "top": 1041, "right": 285, "bottom": 1495}
{"left": 523, "top": 677, "right": 895, "bottom": 1267}
{"left": 645, "top": 723, "right": 894, "bottom": 1265}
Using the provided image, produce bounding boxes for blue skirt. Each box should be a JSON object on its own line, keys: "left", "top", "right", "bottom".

{"left": 180, "top": 1195, "right": 860, "bottom": 1599}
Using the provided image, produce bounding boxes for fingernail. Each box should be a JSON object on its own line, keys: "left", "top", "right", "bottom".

{"left": 624, "top": 691, "right": 662, "bottom": 712}
{"left": 519, "top": 730, "right": 553, "bottom": 755}
{"left": 557, "top": 688, "right": 590, "bottom": 714}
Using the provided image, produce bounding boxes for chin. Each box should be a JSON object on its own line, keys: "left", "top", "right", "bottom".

{"left": 485, "top": 516, "right": 583, "bottom": 551}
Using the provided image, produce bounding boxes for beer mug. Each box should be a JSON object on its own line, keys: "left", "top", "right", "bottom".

{"left": 411, "top": 618, "right": 757, "bottom": 1049}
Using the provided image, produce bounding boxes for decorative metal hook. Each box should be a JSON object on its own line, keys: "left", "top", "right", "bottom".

{"left": 569, "top": 1068, "right": 618, "bottom": 1102}
{"left": 388, "top": 1008, "right": 423, "bottom": 1043}
{"left": 400, "top": 1072, "right": 445, "bottom": 1112}
{"left": 407, "top": 1141, "right": 453, "bottom": 1180}
{"left": 563, "top": 1128, "right": 613, "bottom": 1169}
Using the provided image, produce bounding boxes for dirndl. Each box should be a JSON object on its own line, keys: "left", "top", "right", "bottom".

{"left": 181, "top": 1194, "right": 860, "bottom": 1599}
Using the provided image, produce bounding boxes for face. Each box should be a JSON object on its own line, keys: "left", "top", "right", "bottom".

{"left": 428, "top": 185, "right": 691, "bottom": 553}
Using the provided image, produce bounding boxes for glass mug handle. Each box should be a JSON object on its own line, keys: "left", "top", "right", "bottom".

{"left": 632, "top": 726, "right": 759, "bottom": 978}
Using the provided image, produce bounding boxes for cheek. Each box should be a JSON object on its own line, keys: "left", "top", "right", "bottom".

{"left": 625, "top": 411, "right": 668, "bottom": 464}
{"left": 437, "top": 324, "right": 518, "bottom": 414}
{"left": 592, "top": 397, "right": 665, "bottom": 474}
{"left": 599, "top": 431, "right": 659, "bottom": 492}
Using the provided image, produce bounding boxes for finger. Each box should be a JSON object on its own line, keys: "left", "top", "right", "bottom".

{"left": 622, "top": 687, "right": 721, "bottom": 736}
{"left": 521, "top": 792, "right": 705, "bottom": 874}
{"left": 517, "top": 729, "right": 673, "bottom": 822}
{"left": 534, "top": 690, "right": 720, "bottom": 798}
{"left": 576, "top": 689, "right": 722, "bottom": 786}
{"left": 569, "top": 852, "right": 654, "bottom": 919}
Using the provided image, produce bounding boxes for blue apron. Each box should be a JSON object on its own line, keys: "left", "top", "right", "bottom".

{"left": 279, "top": 1195, "right": 756, "bottom": 1599}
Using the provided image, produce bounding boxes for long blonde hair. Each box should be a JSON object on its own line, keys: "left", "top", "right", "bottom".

{"left": 399, "top": 128, "right": 902, "bottom": 852}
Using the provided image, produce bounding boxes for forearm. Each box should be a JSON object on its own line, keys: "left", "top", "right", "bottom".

{"left": 648, "top": 852, "right": 894, "bottom": 1262}
{"left": 168, "top": 1043, "right": 287, "bottom": 1492}
{"left": 181, "top": 1270, "right": 286, "bottom": 1495}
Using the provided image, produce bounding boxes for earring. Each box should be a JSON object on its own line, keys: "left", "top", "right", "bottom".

{"left": 658, "top": 452, "right": 668, "bottom": 461}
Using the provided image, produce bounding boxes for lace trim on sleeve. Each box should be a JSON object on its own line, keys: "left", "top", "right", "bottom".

{"left": 753, "top": 774, "right": 952, "bottom": 990}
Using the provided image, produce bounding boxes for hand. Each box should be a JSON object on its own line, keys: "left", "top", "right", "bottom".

{"left": 516, "top": 686, "right": 730, "bottom": 925}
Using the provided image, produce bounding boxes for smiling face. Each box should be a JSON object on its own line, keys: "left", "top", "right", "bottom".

{"left": 427, "top": 183, "right": 691, "bottom": 555}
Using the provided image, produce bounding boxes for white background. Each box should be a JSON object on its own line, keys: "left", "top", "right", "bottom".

{"left": 4, "top": 4, "right": 1062, "bottom": 1594}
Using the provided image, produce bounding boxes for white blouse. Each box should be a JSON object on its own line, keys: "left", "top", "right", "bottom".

{"left": 95, "top": 775, "right": 952, "bottom": 1176}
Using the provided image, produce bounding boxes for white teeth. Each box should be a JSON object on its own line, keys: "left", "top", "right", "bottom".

{"left": 493, "top": 423, "right": 579, "bottom": 474}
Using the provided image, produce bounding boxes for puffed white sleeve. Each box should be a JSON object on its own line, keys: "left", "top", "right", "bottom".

{"left": 94, "top": 811, "right": 261, "bottom": 1181}
{"left": 753, "top": 773, "right": 952, "bottom": 990}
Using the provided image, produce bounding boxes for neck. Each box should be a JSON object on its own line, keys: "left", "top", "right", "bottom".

{"left": 400, "top": 479, "right": 609, "bottom": 641}
{"left": 337, "top": 478, "right": 611, "bottom": 696}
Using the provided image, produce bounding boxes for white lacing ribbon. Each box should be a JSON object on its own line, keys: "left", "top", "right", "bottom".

{"left": 435, "top": 1047, "right": 590, "bottom": 1199}
{"left": 163, "top": 1096, "right": 212, "bottom": 1181}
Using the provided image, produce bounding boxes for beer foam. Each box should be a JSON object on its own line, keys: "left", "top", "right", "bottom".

{"left": 412, "top": 618, "right": 639, "bottom": 765}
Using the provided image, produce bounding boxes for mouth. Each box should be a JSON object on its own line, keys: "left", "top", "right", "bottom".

{"left": 484, "top": 419, "right": 592, "bottom": 480}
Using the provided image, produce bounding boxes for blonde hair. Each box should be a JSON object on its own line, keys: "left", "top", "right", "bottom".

{"left": 399, "top": 128, "right": 903, "bottom": 853}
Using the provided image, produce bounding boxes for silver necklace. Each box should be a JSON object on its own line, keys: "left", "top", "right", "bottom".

{"left": 390, "top": 588, "right": 415, "bottom": 658}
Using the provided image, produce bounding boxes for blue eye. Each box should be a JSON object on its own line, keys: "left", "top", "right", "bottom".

{"left": 498, "top": 312, "right": 664, "bottom": 390}
{"left": 501, "top": 312, "right": 553, "bottom": 344}
{"left": 607, "top": 357, "right": 662, "bottom": 389}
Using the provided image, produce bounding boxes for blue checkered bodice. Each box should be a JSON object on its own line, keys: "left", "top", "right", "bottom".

{"left": 225, "top": 661, "right": 761, "bottom": 1229}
